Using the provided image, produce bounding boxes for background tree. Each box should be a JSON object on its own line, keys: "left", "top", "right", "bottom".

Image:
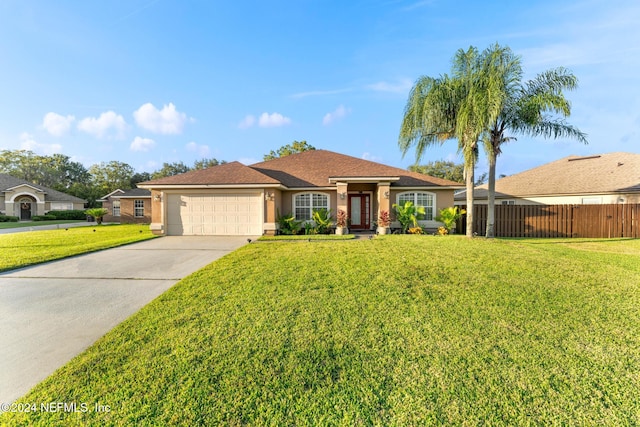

{"left": 399, "top": 45, "right": 512, "bottom": 237}
{"left": 89, "top": 161, "right": 135, "bottom": 195}
{"left": 193, "top": 158, "right": 226, "bottom": 170}
{"left": 130, "top": 172, "right": 152, "bottom": 187}
{"left": 151, "top": 161, "right": 191, "bottom": 179}
{"left": 483, "top": 63, "right": 587, "bottom": 237}
{"left": 263, "top": 140, "right": 315, "bottom": 161}
{"left": 409, "top": 160, "right": 465, "bottom": 183}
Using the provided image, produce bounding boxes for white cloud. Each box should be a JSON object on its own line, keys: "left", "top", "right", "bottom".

{"left": 361, "top": 152, "right": 383, "bottom": 163}
{"left": 130, "top": 136, "right": 155, "bottom": 152}
{"left": 366, "top": 78, "right": 413, "bottom": 94}
{"left": 133, "top": 102, "right": 189, "bottom": 134}
{"left": 77, "top": 111, "right": 127, "bottom": 139}
{"left": 42, "top": 112, "right": 75, "bottom": 137}
{"left": 238, "top": 115, "right": 256, "bottom": 129}
{"left": 258, "top": 112, "right": 291, "bottom": 127}
{"left": 186, "top": 141, "right": 210, "bottom": 157}
{"left": 19, "top": 132, "right": 62, "bottom": 155}
{"left": 322, "top": 105, "right": 351, "bottom": 126}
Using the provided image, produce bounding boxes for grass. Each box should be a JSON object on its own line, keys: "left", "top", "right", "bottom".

{"left": 0, "top": 220, "right": 83, "bottom": 229}
{"left": 2, "top": 236, "right": 640, "bottom": 425}
{"left": 0, "top": 224, "right": 156, "bottom": 272}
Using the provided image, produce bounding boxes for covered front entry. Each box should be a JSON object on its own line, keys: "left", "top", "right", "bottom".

{"left": 348, "top": 194, "right": 371, "bottom": 230}
{"left": 19, "top": 197, "right": 33, "bottom": 220}
{"left": 166, "top": 193, "right": 262, "bottom": 236}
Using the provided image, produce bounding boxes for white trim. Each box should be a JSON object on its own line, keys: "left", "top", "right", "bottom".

{"left": 396, "top": 191, "right": 437, "bottom": 221}
{"left": 9, "top": 191, "right": 45, "bottom": 204}
{"left": 292, "top": 191, "right": 331, "bottom": 221}
{"left": 329, "top": 176, "right": 399, "bottom": 183}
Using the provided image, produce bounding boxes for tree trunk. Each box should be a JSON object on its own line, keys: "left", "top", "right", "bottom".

{"left": 486, "top": 151, "right": 496, "bottom": 238}
{"left": 465, "top": 163, "right": 475, "bottom": 238}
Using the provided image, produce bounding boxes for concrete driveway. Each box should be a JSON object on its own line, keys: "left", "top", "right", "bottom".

{"left": 0, "top": 236, "right": 255, "bottom": 405}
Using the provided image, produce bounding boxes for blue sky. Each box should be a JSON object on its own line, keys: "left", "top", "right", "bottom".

{"left": 1, "top": 0, "right": 638, "bottom": 178}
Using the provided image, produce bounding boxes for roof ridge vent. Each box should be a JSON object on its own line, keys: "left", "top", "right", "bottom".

{"left": 568, "top": 155, "right": 601, "bottom": 162}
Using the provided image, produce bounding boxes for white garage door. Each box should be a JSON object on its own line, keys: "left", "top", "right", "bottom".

{"left": 166, "top": 193, "right": 262, "bottom": 236}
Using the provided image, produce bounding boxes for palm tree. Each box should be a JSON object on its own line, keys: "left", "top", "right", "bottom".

{"left": 399, "top": 45, "right": 512, "bottom": 237}
{"left": 484, "top": 66, "right": 588, "bottom": 237}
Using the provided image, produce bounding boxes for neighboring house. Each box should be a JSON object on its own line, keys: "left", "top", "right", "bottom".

{"left": 0, "top": 173, "right": 86, "bottom": 219}
{"left": 455, "top": 152, "right": 640, "bottom": 206}
{"left": 99, "top": 188, "right": 152, "bottom": 224}
{"left": 137, "top": 149, "right": 463, "bottom": 236}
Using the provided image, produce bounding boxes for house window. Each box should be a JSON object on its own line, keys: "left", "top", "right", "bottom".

{"left": 501, "top": 200, "right": 515, "bottom": 205}
{"left": 294, "top": 193, "right": 328, "bottom": 221}
{"left": 112, "top": 200, "right": 121, "bottom": 217}
{"left": 397, "top": 192, "right": 434, "bottom": 220}
{"left": 50, "top": 202, "right": 73, "bottom": 210}
{"left": 134, "top": 200, "right": 144, "bottom": 217}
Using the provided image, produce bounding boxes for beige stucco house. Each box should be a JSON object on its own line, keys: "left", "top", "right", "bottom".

{"left": 0, "top": 174, "right": 86, "bottom": 220}
{"left": 98, "top": 188, "right": 152, "bottom": 224}
{"left": 138, "top": 150, "right": 463, "bottom": 236}
{"left": 455, "top": 152, "right": 640, "bottom": 206}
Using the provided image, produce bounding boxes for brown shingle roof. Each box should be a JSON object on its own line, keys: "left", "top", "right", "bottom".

{"left": 250, "top": 150, "right": 462, "bottom": 188}
{"left": 455, "top": 152, "right": 640, "bottom": 200}
{"left": 138, "top": 161, "right": 280, "bottom": 186}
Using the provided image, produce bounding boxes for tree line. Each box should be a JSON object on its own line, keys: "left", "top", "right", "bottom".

{"left": 0, "top": 150, "right": 226, "bottom": 207}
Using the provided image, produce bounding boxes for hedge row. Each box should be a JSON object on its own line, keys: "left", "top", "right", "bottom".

{"left": 0, "top": 215, "right": 19, "bottom": 222}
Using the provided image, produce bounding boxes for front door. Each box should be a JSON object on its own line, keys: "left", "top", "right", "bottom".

{"left": 348, "top": 194, "right": 370, "bottom": 230}
{"left": 20, "top": 200, "right": 32, "bottom": 220}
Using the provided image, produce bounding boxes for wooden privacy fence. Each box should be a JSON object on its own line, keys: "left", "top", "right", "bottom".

{"left": 457, "top": 204, "right": 640, "bottom": 238}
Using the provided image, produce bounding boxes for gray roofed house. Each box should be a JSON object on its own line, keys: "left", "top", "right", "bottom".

{"left": 0, "top": 173, "right": 86, "bottom": 220}
{"left": 454, "top": 152, "right": 640, "bottom": 205}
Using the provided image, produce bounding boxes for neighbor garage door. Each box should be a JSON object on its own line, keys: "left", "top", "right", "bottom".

{"left": 166, "top": 193, "right": 262, "bottom": 236}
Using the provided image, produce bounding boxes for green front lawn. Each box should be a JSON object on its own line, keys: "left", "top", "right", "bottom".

{"left": 3, "top": 236, "right": 640, "bottom": 425}
{"left": 0, "top": 224, "right": 156, "bottom": 272}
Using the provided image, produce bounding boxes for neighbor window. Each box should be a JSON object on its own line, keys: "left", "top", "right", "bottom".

{"left": 294, "top": 193, "right": 328, "bottom": 221}
{"left": 112, "top": 200, "right": 121, "bottom": 217}
{"left": 397, "top": 192, "right": 434, "bottom": 221}
{"left": 134, "top": 200, "right": 144, "bottom": 217}
{"left": 501, "top": 200, "right": 515, "bottom": 205}
{"left": 50, "top": 202, "right": 73, "bottom": 210}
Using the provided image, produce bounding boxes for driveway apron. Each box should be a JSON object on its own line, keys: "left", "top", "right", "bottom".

{"left": 0, "top": 236, "right": 254, "bottom": 406}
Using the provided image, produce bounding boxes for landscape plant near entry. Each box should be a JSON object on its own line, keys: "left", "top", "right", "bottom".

{"left": 435, "top": 206, "right": 466, "bottom": 234}
{"left": 336, "top": 209, "right": 348, "bottom": 228}
{"left": 377, "top": 210, "right": 391, "bottom": 228}
{"left": 276, "top": 211, "right": 302, "bottom": 235}
{"left": 311, "top": 208, "right": 333, "bottom": 234}
{"left": 392, "top": 201, "right": 425, "bottom": 233}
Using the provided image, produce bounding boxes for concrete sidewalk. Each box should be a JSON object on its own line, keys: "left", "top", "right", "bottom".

{"left": 0, "top": 221, "right": 97, "bottom": 234}
{"left": 0, "top": 236, "right": 255, "bottom": 405}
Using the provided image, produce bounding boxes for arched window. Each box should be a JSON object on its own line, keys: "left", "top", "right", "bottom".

{"left": 397, "top": 192, "right": 435, "bottom": 220}
{"left": 294, "top": 193, "right": 329, "bottom": 221}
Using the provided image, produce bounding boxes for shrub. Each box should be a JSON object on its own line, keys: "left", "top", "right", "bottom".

{"left": 377, "top": 210, "right": 391, "bottom": 228}
{"left": 435, "top": 206, "right": 466, "bottom": 233}
{"left": 0, "top": 215, "right": 19, "bottom": 222}
{"left": 85, "top": 208, "right": 109, "bottom": 224}
{"left": 32, "top": 214, "right": 57, "bottom": 221}
{"left": 392, "top": 201, "right": 425, "bottom": 233}
{"left": 277, "top": 211, "right": 302, "bottom": 235}
{"left": 336, "top": 209, "right": 348, "bottom": 228}
{"left": 45, "top": 210, "right": 87, "bottom": 220}
{"left": 408, "top": 226, "right": 424, "bottom": 235}
{"left": 312, "top": 208, "right": 333, "bottom": 234}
